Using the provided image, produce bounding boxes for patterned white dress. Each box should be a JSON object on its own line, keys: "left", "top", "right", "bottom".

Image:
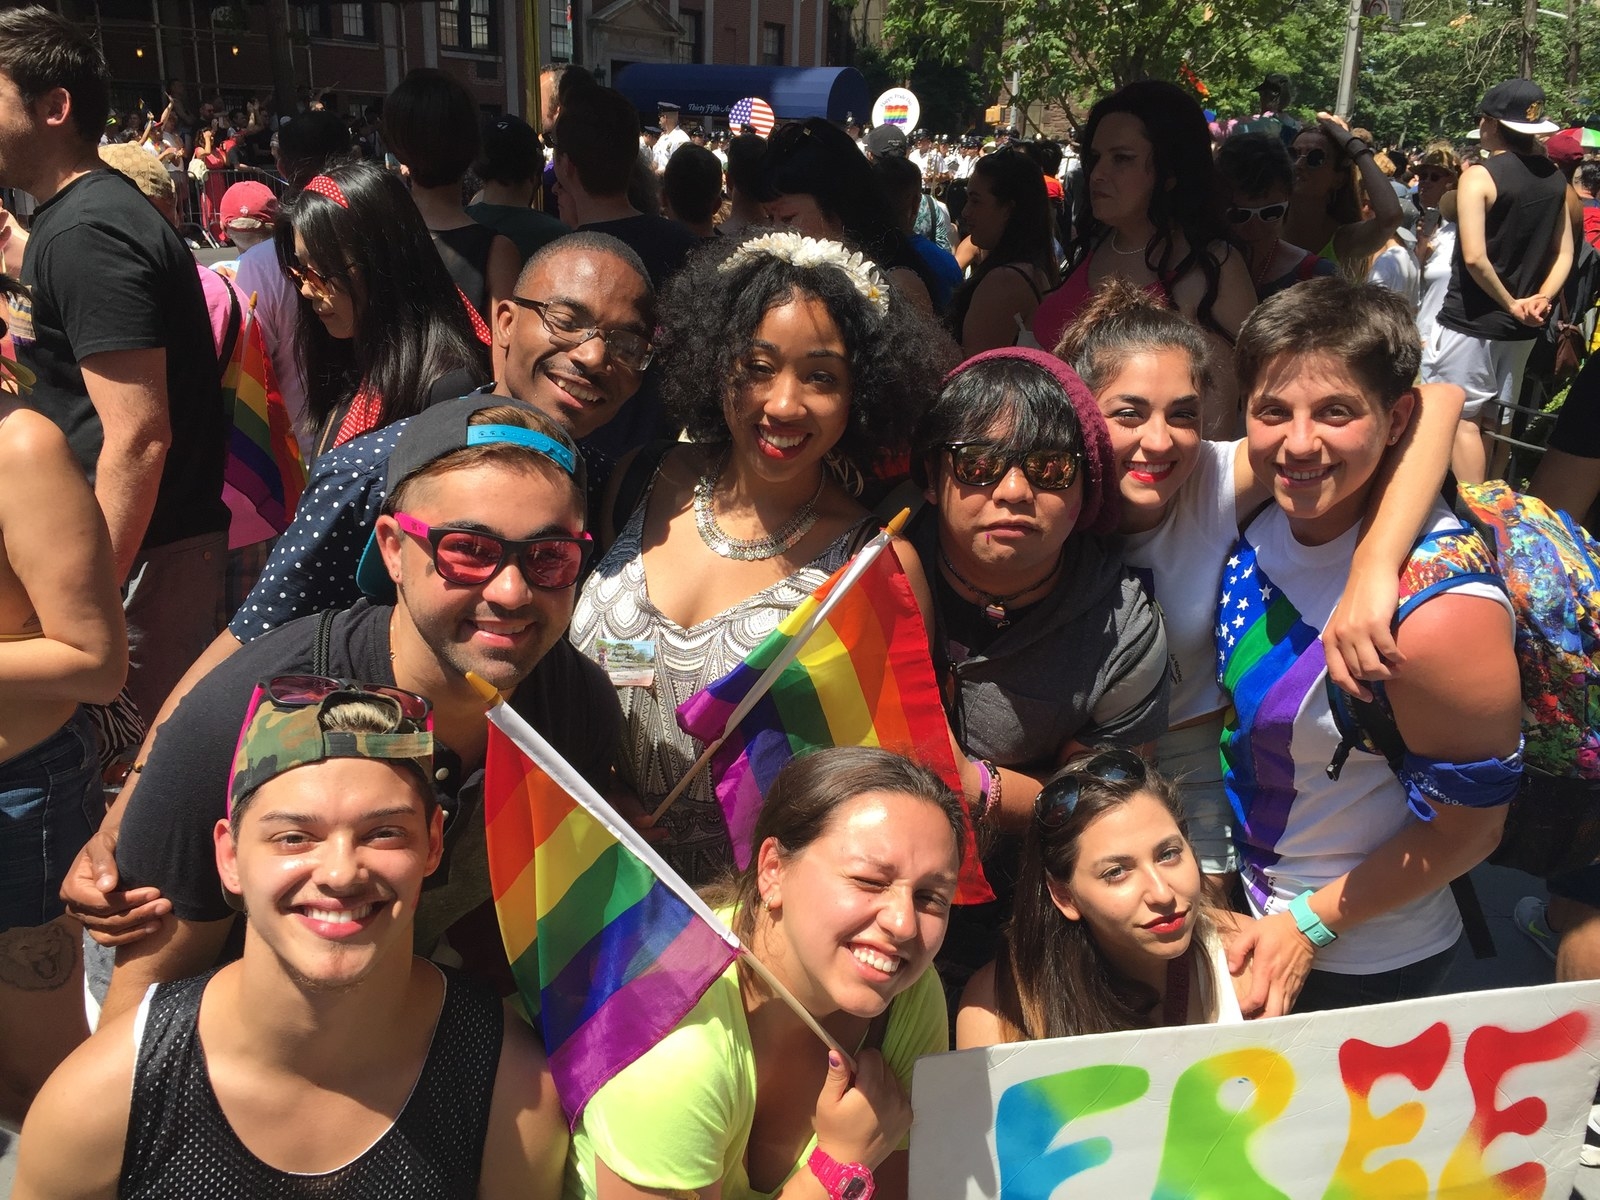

{"left": 569, "top": 480, "right": 870, "bottom": 885}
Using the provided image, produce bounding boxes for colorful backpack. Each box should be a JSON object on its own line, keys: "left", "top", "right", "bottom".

{"left": 1326, "top": 480, "right": 1600, "bottom": 880}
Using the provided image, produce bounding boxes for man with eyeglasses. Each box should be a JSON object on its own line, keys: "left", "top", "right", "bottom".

{"left": 82, "top": 397, "right": 622, "bottom": 1024}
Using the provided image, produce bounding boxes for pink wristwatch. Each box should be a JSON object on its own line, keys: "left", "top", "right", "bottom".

{"left": 808, "top": 1147, "right": 875, "bottom": 1200}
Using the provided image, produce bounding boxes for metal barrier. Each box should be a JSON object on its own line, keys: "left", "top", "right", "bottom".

{"left": 173, "top": 165, "right": 290, "bottom": 248}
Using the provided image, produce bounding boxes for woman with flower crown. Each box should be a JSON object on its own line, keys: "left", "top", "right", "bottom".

{"left": 569, "top": 231, "right": 959, "bottom": 886}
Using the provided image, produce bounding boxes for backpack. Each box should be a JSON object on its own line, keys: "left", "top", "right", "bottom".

{"left": 1325, "top": 481, "right": 1600, "bottom": 881}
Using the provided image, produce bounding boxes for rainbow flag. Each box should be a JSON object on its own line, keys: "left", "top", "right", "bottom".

{"left": 484, "top": 704, "right": 741, "bottom": 1126}
{"left": 677, "top": 540, "right": 992, "bottom": 903}
{"left": 222, "top": 302, "right": 305, "bottom": 549}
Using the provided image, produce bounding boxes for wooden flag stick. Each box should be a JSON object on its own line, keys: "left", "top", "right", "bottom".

{"left": 738, "top": 948, "right": 855, "bottom": 1073}
{"left": 649, "top": 735, "right": 725, "bottom": 823}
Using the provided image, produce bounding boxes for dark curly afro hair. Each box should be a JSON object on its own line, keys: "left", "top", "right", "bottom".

{"left": 656, "top": 230, "right": 958, "bottom": 476}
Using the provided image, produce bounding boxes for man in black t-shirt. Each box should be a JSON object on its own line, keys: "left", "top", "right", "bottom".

{"left": 97, "top": 398, "right": 623, "bottom": 1022}
{"left": 0, "top": 7, "right": 229, "bottom": 723}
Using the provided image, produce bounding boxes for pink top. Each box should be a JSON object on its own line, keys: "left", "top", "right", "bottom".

{"left": 1029, "top": 249, "right": 1173, "bottom": 353}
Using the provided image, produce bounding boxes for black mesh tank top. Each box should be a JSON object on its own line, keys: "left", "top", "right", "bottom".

{"left": 118, "top": 967, "right": 501, "bottom": 1199}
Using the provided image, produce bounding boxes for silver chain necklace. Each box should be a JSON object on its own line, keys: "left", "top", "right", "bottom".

{"left": 693, "top": 456, "right": 825, "bottom": 561}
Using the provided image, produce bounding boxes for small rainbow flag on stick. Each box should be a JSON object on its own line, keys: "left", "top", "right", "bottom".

{"left": 222, "top": 298, "right": 305, "bottom": 548}
{"left": 674, "top": 520, "right": 992, "bottom": 903}
{"left": 483, "top": 703, "right": 742, "bottom": 1126}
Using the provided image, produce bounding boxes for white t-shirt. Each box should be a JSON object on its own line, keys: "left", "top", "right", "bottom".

{"left": 234, "top": 238, "right": 311, "bottom": 457}
{"left": 1120, "top": 438, "right": 1239, "bottom": 728}
{"left": 1416, "top": 221, "right": 1457, "bottom": 349}
{"left": 1232, "top": 503, "right": 1510, "bottom": 974}
{"left": 1367, "top": 244, "right": 1421, "bottom": 313}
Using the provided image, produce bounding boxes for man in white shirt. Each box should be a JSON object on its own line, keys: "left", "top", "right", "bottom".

{"left": 652, "top": 101, "right": 689, "bottom": 172}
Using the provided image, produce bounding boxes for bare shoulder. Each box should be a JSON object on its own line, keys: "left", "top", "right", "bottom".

{"left": 0, "top": 406, "right": 73, "bottom": 469}
{"left": 478, "top": 1000, "right": 567, "bottom": 1200}
{"left": 14, "top": 1009, "right": 141, "bottom": 1199}
{"left": 954, "top": 960, "right": 1007, "bottom": 1050}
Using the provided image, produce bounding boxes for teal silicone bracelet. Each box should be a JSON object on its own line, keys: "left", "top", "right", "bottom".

{"left": 1289, "top": 890, "right": 1337, "bottom": 947}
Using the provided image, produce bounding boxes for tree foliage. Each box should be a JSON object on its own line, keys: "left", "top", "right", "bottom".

{"left": 877, "top": 0, "right": 1598, "bottom": 142}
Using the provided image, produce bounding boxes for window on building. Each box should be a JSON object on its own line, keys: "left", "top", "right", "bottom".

{"left": 549, "top": 0, "right": 572, "bottom": 59}
{"left": 760, "top": 21, "right": 783, "bottom": 65}
{"left": 338, "top": 3, "right": 367, "bottom": 37}
{"left": 439, "top": 0, "right": 495, "bottom": 51}
{"left": 678, "top": 9, "right": 702, "bottom": 63}
{"left": 288, "top": 0, "right": 373, "bottom": 39}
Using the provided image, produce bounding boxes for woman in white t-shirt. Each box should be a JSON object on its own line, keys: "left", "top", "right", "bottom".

{"left": 1414, "top": 142, "right": 1463, "bottom": 349}
{"left": 1052, "top": 279, "right": 1464, "bottom": 893}
{"left": 956, "top": 748, "right": 1251, "bottom": 1047}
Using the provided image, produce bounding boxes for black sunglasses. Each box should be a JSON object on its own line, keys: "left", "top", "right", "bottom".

{"left": 395, "top": 512, "right": 592, "bottom": 590}
{"left": 1227, "top": 202, "right": 1288, "bottom": 225}
{"left": 1035, "top": 748, "right": 1150, "bottom": 829}
{"left": 1293, "top": 148, "right": 1329, "bottom": 168}
{"left": 944, "top": 442, "right": 1081, "bottom": 491}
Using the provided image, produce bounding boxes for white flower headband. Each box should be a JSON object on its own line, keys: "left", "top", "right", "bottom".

{"left": 717, "top": 230, "right": 891, "bottom": 318}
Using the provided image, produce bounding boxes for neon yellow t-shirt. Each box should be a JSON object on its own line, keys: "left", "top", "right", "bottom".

{"left": 562, "top": 951, "right": 948, "bottom": 1199}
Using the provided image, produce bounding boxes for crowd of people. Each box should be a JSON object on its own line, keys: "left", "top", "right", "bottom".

{"left": 0, "top": 3, "right": 1596, "bottom": 1195}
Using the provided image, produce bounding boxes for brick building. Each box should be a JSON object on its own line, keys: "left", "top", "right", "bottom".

{"left": 79, "top": 0, "right": 843, "bottom": 121}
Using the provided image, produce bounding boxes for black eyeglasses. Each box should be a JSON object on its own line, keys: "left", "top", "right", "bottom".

{"left": 510, "top": 297, "right": 654, "bottom": 371}
{"left": 1227, "top": 202, "right": 1288, "bottom": 225}
{"left": 1035, "top": 748, "right": 1149, "bottom": 829}
{"left": 395, "top": 512, "right": 593, "bottom": 590}
{"left": 1293, "top": 148, "right": 1329, "bottom": 168}
{"left": 261, "top": 674, "right": 433, "bottom": 723}
{"left": 944, "top": 442, "right": 1081, "bottom": 491}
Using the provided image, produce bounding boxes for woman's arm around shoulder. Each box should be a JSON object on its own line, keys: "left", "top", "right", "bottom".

{"left": 479, "top": 1000, "right": 569, "bottom": 1200}
{"left": 12, "top": 1008, "right": 140, "bottom": 1200}
{"left": 955, "top": 960, "right": 1009, "bottom": 1049}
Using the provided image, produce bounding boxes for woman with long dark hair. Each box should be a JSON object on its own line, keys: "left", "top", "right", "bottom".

{"left": 956, "top": 749, "right": 1250, "bottom": 1045}
{"left": 1028, "top": 81, "right": 1255, "bottom": 430}
{"left": 276, "top": 158, "right": 488, "bottom": 455}
{"left": 757, "top": 118, "right": 939, "bottom": 313}
{"left": 947, "top": 148, "right": 1059, "bottom": 354}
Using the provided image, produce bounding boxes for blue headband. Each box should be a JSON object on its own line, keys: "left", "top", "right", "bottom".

{"left": 467, "top": 425, "right": 577, "bottom": 475}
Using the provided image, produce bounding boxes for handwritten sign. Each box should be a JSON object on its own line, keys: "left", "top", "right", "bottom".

{"left": 910, "top": 981, "right": 1600, "bottom": 1199}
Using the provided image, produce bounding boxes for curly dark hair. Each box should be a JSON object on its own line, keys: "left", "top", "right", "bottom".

{"left": 656, "top": 232, "right": 958, "bottom": 475}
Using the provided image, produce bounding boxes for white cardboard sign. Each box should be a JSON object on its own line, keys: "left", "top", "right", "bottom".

{"left": 910, "top": 981, "right": 1600, "bottom": 1199}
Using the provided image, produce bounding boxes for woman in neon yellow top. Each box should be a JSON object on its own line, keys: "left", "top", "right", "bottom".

{"left": 564, "top": 747, "right": 966, "bottom": 1200}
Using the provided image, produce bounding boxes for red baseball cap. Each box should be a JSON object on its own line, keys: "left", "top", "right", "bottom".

{"left": 220, "top": 180, "right": 279, "bottom": 229}
{"left": 1545, "top": 128, "right": 1584, "bottom": 166}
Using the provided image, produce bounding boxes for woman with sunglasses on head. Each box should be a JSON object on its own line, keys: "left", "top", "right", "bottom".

{"left": 566, "top": 747, "right": 963, "bottom": 1200}
{"left": 278, "top": 158, "right": 488, "bottom": 457}
{"left": 570, "top": 231, "right": 956, "bottom": 886}
{"left": 1280, "top": 114, "right": 1402, "bottom": 276}
{"left": 757, "top": 118, "right": 940, "bottom": 315}
{"left": 946, "top": 149, "right": 1060, "bottom": 355}
{"left": 956, "top": 749, "right": 1252, "bottom": 1047}
{"left": 1215, "top": 132, "right": 1336, "bottom": 302}
{"left": 1054, "top": 282, "right": 1465, "bottom": 898}
{"left": 905, "top": 347, "right": 1171, "bottom": 1003}
{"left": 1027, "top": 81, "right": 1255, "bottom": 432}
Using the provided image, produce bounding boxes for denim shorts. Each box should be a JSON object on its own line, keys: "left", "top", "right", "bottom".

{"left": 0, "top": 708, "right": 98, "bottom": 934}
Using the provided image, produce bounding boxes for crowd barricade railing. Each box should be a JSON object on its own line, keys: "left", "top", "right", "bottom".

{"left": 173, "top": 165, "right": 291, "bottom": 248}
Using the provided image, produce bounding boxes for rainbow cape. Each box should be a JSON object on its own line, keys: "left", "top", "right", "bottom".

{"left": 677, "top": 538, "right": 992, "bottom": 903}
{"left": 484, "top": 704, "right": 741, "bottom": 1126}
{"left": 222, "top": 300, "right": 305, "bottom": 549}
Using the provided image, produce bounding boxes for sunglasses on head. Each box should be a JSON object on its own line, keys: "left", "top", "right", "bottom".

{"left": 1035, "top": 747, "right": 1149, "bottom": 829}
{"left": 943, "top": 442, "right": 1081, "bottom": 491}
{"left": 1417, "top": 168, "right": 1456, "bottom": 183}
{"left": 395, "top": 512, "right": 593, "bottom": 590}
{"left": 261, "top": 674, "right": 433, "bottom": 723}
{"left": 1293, "top": 147, "right": 1329, "bottom": 168}
{"left": 1227, "top": 202, "right": 1288, "bottom": 224}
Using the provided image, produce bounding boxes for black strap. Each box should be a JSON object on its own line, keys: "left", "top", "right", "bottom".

{"left": 610, "top": 438, "right": 676, "bottom": 536}
{"left": 216, "top": 284, "right": 242, "bottom": 378}
{"left": 1451, "top": 874, "right": 1497, "bottom": 960}
{"left": 313, "top": 608, "right": 337, "bottom": 678}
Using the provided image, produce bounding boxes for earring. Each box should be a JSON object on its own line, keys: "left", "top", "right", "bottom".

{"left": 824, "top": 451, "right": 865, "bottom": 498}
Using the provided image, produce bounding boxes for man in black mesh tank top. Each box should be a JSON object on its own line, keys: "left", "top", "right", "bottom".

{"left": 12, "top": 688, "right": 568, "bottom": 1199}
